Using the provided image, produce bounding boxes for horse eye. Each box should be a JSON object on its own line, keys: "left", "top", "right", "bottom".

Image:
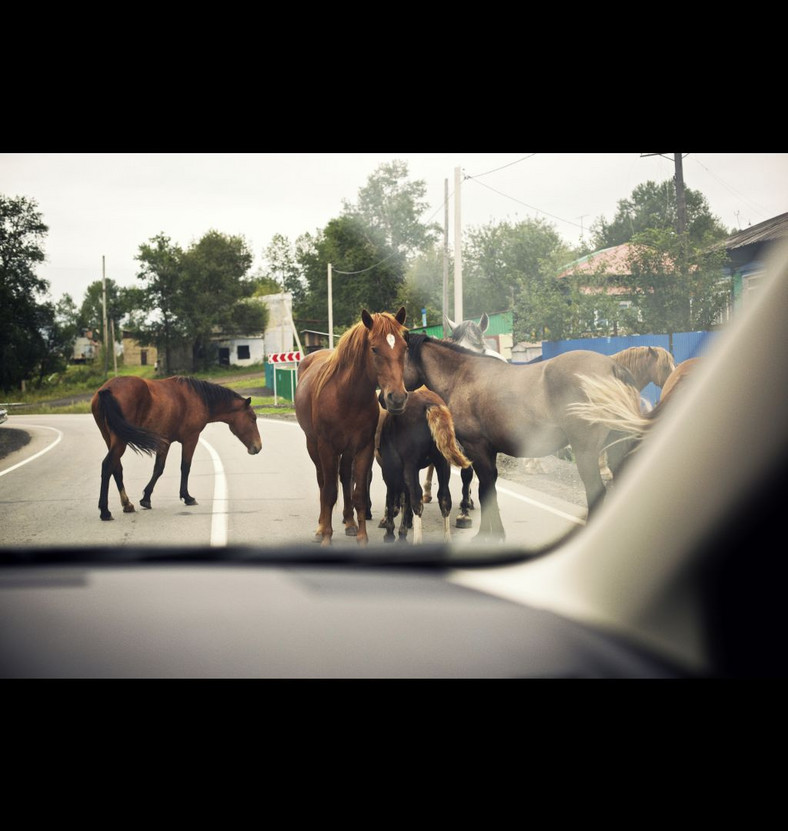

{"left": 371, "top": 346, "right": 379, "bottom": 355}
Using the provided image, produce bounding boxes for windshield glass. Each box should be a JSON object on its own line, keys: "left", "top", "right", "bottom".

{"left": 1, "top": 153, "right": 786, "bottom": 561}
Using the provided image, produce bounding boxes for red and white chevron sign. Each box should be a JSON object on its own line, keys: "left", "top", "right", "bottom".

{"left": 268, "top": 351, "right": 302, "bottom": 363}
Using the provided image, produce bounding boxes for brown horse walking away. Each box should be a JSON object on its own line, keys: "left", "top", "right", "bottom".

{"left": 295, "top": 308, "right": 409, "bottom": 546}
{"left": 403, "top": 334, "right": 640, "bottom": 540}
{"left": 91, "top": 375, "right": 262, "bottom": 521}
{"left": 376, "top": 386, "right": 471, "bottom": 544}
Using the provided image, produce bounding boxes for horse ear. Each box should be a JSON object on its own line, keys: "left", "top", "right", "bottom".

{"left": 479, "top": 312, "right": 489, "bottom": 332}
{"left": 245, "top": 397, "right": 252, "bottom": 406}
{"left": 362, "top": 309, "right": 374, "bottom": 330}
{"left": 444, "top": 313, "right": 456, "bottom": 332}
{"left": 395, "top": 306, "right": 407, "bottom": 325}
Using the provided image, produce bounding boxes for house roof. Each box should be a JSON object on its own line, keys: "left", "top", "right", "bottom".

{"left": 716, "top": 211, "right": 788, "bottom": 251}
{"left": 557, "top": 243, "right": 634, "bottom": 278}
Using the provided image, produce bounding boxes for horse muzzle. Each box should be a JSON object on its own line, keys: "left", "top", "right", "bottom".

{"left": 383, "top": 390, "right": 408, "bottom": 415}
{"left": 248, "top": 444, "right": 262, "bottom": 455}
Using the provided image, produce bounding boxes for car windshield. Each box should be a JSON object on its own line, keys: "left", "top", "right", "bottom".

{"left": 1, "top": 153, "right": 786, "bottom": 563}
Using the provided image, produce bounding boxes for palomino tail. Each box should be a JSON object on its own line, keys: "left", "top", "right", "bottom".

{"left": 425, "top": 404, "right": 472, "bottom": 469}
{"left": 568, "top": 374, "right": 652, "bottom": 440}
{"left": 97, "top": 388, "right": 168, "bottom": 455}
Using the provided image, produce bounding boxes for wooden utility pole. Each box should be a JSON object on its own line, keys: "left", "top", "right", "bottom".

{"left": 443, "top": 178, "right": 449, "bottom": 337}
{"left": 453, "top": 166, "right": 463, "bottom": 322}
{"left": 102, "top": 256, "right": 108, "bottom": 374}
{"left": 674, "top": 153, "right": 687, "bottom": 234}
{"left": 641, "top": 153, "right": 688, "bottom": 234}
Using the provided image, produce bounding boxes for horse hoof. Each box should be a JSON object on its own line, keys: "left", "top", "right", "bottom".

{"left": 100, "top": 513, "right": 113, "bottom": 521}
{"left": 345, "top": 525, "right": 358, "bottom": 537}
{"left": 123, "top": 504, "right": 135, "bottom": 513}
{"left": 422, "top": 495, "right": 432, "bottom": 504}
{"left": 140, "top": 500, "right": 151, "bottom": 510}
{"left": 456, "top": 515, "right": 473, "bottom": 528}
{"left": 183, "top": 497, "right": 198, "bottom": 506}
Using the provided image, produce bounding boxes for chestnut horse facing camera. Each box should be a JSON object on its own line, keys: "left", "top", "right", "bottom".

{"left": 91, "top": 375, "right": 262, "bottom": 521}
{"left": 295, "top": 307, "right": 409, "bottom": 546}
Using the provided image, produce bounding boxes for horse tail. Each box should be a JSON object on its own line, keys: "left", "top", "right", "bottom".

{"left": 568, "top": 374, "right": 652, "bottom": 440}
{"left": 97, "top": 388, "right": 168, "bottom": 455}
{"left": 425, "top": 404, "right": 472, "bottom": 469}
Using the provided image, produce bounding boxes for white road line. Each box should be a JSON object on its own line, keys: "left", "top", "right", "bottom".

{"left": 199, "top": 437, "right": 228, "bottom": 547}
{"left": 0, "top": 425, "right": 63, "bottom": 477}
{"left": 449, "top": 467, "right": 586, "bottom": 526}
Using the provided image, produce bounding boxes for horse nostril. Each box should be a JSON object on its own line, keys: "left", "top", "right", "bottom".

{"left": 386, "top": 391, "right": 408, "bottom": 413}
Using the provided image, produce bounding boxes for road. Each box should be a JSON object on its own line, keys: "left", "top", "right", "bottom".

{"left": 0, "top": 415, "right": 587, "bottom": 552}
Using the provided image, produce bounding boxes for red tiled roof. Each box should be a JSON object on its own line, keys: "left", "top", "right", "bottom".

{"left": 557, "top": 243, "right": 634, "bottom": 278}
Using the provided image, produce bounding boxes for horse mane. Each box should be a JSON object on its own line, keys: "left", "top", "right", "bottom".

{"left": 174, "top": 376, "right": 244, "bottom": 416}
{"left": 313, "top": 311, "right": 407, "bottom": 401}
{"left": 611, "top": 346, "right": 675, "bottom": 389}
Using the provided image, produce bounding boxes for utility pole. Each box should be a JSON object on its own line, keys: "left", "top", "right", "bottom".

{"left": 453, "top": 166, "right": 463, "bottom": 322}
{"left": 674, "top": 152, "right": 687, "bottom": 234}
{"left": 327, "top": 263, "right": 334, "bottom": 349}
{"left": 442, "top": 178, "right": 449, "bottom": 337}
{"left": 641, "top": 153, "right": 687, "bottom": 234}
{"left": 102, "top": 256, "right": 108, "bottom": 374}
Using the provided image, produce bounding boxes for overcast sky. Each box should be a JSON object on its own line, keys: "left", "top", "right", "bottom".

{"left": 2, "top": 152, "right": 787, "bottom": 305}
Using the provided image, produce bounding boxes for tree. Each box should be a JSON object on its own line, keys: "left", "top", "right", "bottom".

{"left": 459, "top": 217, "right": 590, "bottom": 340}
{"left": 618, "top": 228, "right": 731, "bottom": 334}
{"left": 78, "top": 277, "right": 138, "bottom": 345}
{"left": 259, "top": 233, "right": 306, "bottom": 303}
{"left": 295, "top": 216, "right": 406, "bottom": 333}
{"left": 590, "top": 179, "right": 730, "bottom": 249}
{"left": 132, "top": 233, "right": 189, "bottom": 374}
{"left": 342, "top": 160, "right": 441, "bottom": 257}
{"left": 0, "top": 194, "right": 51, "bottom": 391}
{"left": 132, "top": 230, "right": 267, "bottom": 373}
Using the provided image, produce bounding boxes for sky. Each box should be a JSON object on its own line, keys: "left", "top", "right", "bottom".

{"left": 2, "top": 152, "right": 787, "bottom": 305}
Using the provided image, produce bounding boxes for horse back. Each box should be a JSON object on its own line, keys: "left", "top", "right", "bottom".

{"left": 93, "top": 376, "right": 207, "bottom": 442}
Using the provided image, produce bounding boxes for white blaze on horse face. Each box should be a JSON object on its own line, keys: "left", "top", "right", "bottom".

{"left": 386, "top": 333, "right": 395, "bottom": 350}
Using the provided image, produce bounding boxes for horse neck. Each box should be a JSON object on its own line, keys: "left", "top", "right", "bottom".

{"left": 416, "top": 341, "right": 460, "bottom": 402}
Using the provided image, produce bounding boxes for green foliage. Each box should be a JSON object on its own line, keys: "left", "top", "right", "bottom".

{"left": 618, "top": 228, "right": 731, "bottom": 334}
{"left": 342, "top": 160, "right": 442, "bottom": 256}
{"left": 133, "top": 230, "right": 266, "bottom": 373}
{"left": 0, "top": 194, "right": 64, "bottom": 391}
{"left": 294, "top": 216, "right": 407, "bottom": 332}
{"left": 590, "top": 179, "right": 730, "bottom": 249}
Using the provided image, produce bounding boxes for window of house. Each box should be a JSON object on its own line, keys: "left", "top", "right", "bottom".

{"left": 237, "top": 345, "right": 251, "bottom": 360}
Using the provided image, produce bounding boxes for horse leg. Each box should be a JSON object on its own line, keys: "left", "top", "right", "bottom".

{"left": 402, "top": 463, "right": 423, "bottom": 544}
{"left": 179, "top": 436, "right": 200, "bottom": 506}
{"left": 350, "top": 444, "right": 375, "bottom": 545}
{"left": 466, "top": 445, "right": 505, "bottom": 542}
{"left": 306, "top": 436, "right": 325, "bottom": 540}
{"left": 574, "top": 442, "right": 608, "bottom": 517}
{"left": 422, "top": 463, "right": 434, "bottom": 503}
{"left": 316, "top": 442, "right": 340, "bottom": 546}
{"left": 98, "top": 440, "right": 127, "bottom": 521}
{"left": 456, "top": 465, "right": 474, "bottom": 528}
{"left": 112, "top": 458, "right": 135, "bottom": 514}
{"left": 435, "top": 459, "right": 453, "bottom": 543}
{"left": 339, "top": 452, "right": 358, "bottom": 536}
{"left": 599, "top": 449, "right": 613, "bottom": 481}
{"left": 140, "top": 444, "right": 171, "bottom": 509}
{"left": 381, "top": 486, "right": 397, "bottom": 542}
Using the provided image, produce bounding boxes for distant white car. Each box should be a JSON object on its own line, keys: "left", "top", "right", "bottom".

{"left": 0, "top": 408, "right": 7, "bottom": 425}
